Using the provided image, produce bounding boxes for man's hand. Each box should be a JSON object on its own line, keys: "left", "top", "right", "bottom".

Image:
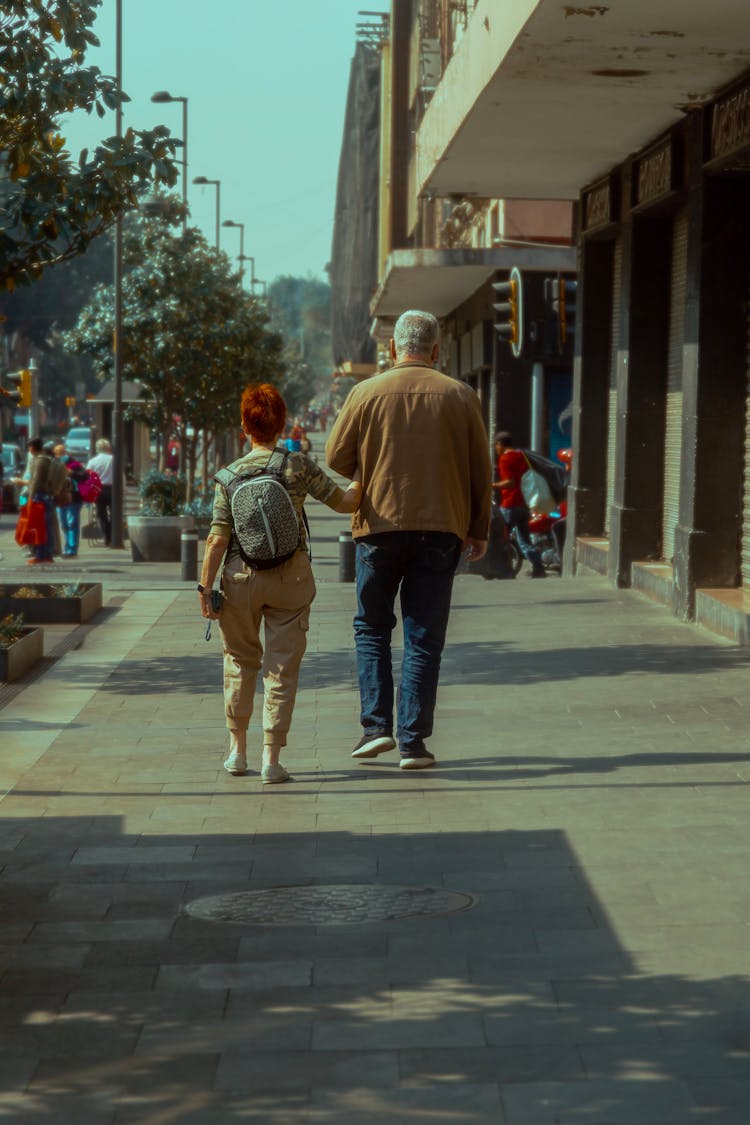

{"left": 463, "top": 537, "right": 487, "bottom": 562}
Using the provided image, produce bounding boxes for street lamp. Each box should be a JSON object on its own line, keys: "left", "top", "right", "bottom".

{"left": 239, "top": 254, "right": 256, "bottom": 286}
{"left": 111, "top": 0, "right": 125, "bottom": 549}
{"left": 151, "top": 91, "right": 188, "bottom": 232}
{"left": 222, "top": 220, "right": 245, "bottom": 282}
{"left": 192, "top": 176, "right": 221, "bottom": 250}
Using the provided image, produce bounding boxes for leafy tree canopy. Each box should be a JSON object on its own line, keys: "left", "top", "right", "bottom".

{"left": 63, "top": 206, "right": 285, "bottom": 496}
{"left": 268, "top": 275, "right": 332, "bottom": 412}
{"left": 0, "top": 0, "right": 179, "bottom": 289}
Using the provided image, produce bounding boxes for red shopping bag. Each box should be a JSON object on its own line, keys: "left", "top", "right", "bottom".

{"left": 15, "top": 499, "right": 47, "bottom": 546}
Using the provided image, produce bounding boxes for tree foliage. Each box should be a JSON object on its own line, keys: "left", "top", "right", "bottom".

{"left": 268, "top": 275, "right": 332, "bottom": 412}
{"left": 0, "top": 0, "right": 179, "bottom": 288}
{"left": 63, "top": 207, "right": 285, "bottom": 497}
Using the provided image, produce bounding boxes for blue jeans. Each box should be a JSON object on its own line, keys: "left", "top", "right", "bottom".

{"left": 32, "top": 493, "right": 55, "bottom": 561}
{"left": 500, "top": 506, "right": 544, "bottom": 571}
{"left": 58, "top": 502, "right": 82, "bottom": 555}
{"left": 354, "top": 531, "right": 462, "bottom": 753}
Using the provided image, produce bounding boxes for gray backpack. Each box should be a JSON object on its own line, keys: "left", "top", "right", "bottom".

{"left": 215, "top": 449, "right": 302, "bottom": 570}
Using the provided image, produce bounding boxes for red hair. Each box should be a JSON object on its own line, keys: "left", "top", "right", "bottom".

{"left": 240, "top": 384, "right": 287, "bottom": 443}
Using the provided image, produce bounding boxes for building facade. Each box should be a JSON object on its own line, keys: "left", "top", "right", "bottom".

{"left": 359, "top": 0, "right": 750, "bottom": 641}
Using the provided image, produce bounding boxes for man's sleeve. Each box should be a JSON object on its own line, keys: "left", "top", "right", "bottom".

{"left": 466, "top": 396, "right": 492, "bottom": 540}
{"left": 325, "top": 399, "right": 360, "bottom": 479}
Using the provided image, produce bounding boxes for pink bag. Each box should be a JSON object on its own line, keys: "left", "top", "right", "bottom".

{"left": 78, "top": 470, "right": 102, "bottom": 503}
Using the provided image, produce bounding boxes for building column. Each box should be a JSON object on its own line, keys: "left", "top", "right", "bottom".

{"left": 565, "top": 236, "right": 613, "bottom": 572}
{"left": 673, "top": 113, "right": 750, "bottom": 617}
{"left": 607, "top": 206, "right": 672, "bottom": 585}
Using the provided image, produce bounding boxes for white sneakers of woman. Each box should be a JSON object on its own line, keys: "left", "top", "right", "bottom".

{"left": 223, "top": 752, "right": 247, "bottom": 776}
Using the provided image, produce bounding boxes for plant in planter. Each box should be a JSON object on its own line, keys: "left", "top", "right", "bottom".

{"left": 180, "top": 488, "right": 214, "bottom": 539}
{"left": 0, "top": 582, "right": 103, "bottom": 624}
{"left": 0, "top": 614, "right": 25, "bottom": 646}
{"left": 140, "top": 471, "right": 186, "bottom": 516}
{"left": 0, "top": 613, "right": 44, "bottom": 682}
{"left": 128, "top": 471, "right": 194, "bottom": 562}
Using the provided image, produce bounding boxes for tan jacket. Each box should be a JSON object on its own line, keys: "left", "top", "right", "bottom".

{"left": 326, "top": 361, "right": 492, "bottom": 541}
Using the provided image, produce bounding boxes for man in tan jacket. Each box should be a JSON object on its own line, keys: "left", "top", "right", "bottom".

{"left": 326, "top": 309, "right": 491, "bottom": 769}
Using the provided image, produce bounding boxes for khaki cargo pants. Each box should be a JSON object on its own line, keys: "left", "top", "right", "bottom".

{"left": 219, "top": 550, "right": 316, "bottom": 750}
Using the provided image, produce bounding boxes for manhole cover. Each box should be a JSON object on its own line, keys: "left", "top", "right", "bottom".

{"left": 184, "top": 884, "right": 475, "bottom": 926}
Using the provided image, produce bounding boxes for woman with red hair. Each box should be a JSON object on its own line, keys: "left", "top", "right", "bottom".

{"left": 198, "top": 384, "right": 360, "bottom": 783}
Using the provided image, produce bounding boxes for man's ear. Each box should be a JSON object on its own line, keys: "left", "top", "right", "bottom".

{"left": 431, "top": 343, "right": 439, "bottom": 362}
{"left": 389, "top": 338, "right": 397, "bottom": 361}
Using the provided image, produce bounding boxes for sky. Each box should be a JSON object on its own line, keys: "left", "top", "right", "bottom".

{"left": 61, "top": 0, "right": 380, "bottom": 285}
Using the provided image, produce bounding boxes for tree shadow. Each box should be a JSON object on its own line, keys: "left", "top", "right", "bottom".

{"left": 1, "top": 815, "right": 749, "bottom": 1121}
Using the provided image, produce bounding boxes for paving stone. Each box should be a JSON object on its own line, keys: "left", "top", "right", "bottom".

{"left": 398, "top": 1044, "right": 585, "bottom": 1084}
{"left": 156, "top": 961, "right": 312, "bottom": 991}
{"left": 28, "top": 919, "right": 173, "bottom": 944}
{"left": 499, "top": 1078, "right": 699, "bottom": 1125}
{"left": 309, "top": 1083, "right": 503, "bottom": 1122}
{"left": 215, "top": 1048, "right": 398, "bottom": 1092}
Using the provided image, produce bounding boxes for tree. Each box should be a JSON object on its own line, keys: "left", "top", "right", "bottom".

{"left": 0, "top": 232, "right": 114, "bottom": 416}
{"left": 63, "top": 208, "right": 285, "bottom": 499}
{"left": 0, "top": 0, "right": 179, "bottom": 289}
{"left": 268, "top": 276, "right": 332, "bottom": 411}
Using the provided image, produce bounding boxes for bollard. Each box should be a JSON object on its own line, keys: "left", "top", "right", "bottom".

{"left": 338, "top": 532, "right": 356, "bottom": 583}
{"left": 181, "top": 528, "right": 199, "bottom": 583}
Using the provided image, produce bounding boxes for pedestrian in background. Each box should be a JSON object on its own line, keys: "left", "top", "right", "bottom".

{"left": 86, "top": 438, "right": 114, "bottom": 547}
{"left": 26, "top": 440, "right": 67, "bottom": 565}
{"left": 326, "top": 308, "right": 491, "bottom": 770}
{"left": 54, "top": 443, "right": 85, "bottom": 557}
{"left": 199, "top": 383, "right": 361, "bottom": 783}
{"left": 492, "top": 431, "right": 546, "bottom": 578}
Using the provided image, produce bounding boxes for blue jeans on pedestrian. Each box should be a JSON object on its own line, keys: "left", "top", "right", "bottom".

{"left": 32, "top": 493, "right": 55, "bottom": 561}
{"left": 500, "top": 506, "right": 544, "bottom": 571}
{"left": 58, "top": 502, "right": 82, "bottom": 555}
{"left": 354, "top": 531, "right": 462, "bottom": 755}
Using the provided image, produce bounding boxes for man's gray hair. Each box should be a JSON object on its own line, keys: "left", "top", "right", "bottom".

{"left": 393, "top": 310, "right": 440, "bottom": 360}
{"left": 96, "top": 438, "right": 112, "bottom": 453}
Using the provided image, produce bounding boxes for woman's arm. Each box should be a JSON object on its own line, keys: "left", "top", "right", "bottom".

{"left": 198, "top": 531, "right": 230, "bottom": 618}
{"left": 333, "top": 480, "right": 362, "bottom": 514}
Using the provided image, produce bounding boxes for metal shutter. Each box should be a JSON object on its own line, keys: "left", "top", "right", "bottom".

{"left": 604, "top": 239, "right": 622, "bottom": 535}
{"left": 661, "top": 210, "right": 688, "bottom": 562}
{"left": 742, "top": 272, "right": 750, "bottom": 585}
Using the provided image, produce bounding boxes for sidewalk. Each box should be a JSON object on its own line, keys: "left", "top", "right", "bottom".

{"left": 2, "top": 500, "right": 750, "bottom": 1122}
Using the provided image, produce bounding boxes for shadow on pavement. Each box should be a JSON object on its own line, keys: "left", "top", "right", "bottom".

{"left": 84, "top": 639, "right": 750, "bottom": 698}
{"left": 0, "top": 816, "right": 749, "bottom": 1121}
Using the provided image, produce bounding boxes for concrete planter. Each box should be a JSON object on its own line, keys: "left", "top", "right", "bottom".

{"left": 128, "top": 515, "right": 195, "bottom": 563}
{"left": 0, "top": 583, "right": 103, "bottom": 625}
{"left": 0, "top": 626, "right": 44, "bottom": 682}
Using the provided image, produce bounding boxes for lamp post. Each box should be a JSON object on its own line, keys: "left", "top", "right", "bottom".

{"left": 151, "top": 91, "right": 188, "bottom": 232}
{"left": 111, "top": 0, "right": 124, "bottom": 550}
{"left": 239, "top": 254, "right": 256, "bottom": 286}
{"left": 192, "top": 176, "right": 221, "bottom": 250}
{"left": 222, "top": 220, "right": 245, "bottom": 282}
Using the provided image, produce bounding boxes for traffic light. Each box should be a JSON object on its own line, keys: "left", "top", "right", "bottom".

{"left": 5, "top": 368, "right": 32, "bottom": 408}
{"left": 547, "top": 275, "right": 578, "bottom": 353}
{"left": 492, "top": 266, "right": 523, "bottom": 358}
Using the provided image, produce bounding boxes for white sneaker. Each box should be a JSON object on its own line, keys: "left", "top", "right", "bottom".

{"left": 261, "top": 763, "right": 290, "bottom": 784}
{"left": 223, "top": 752, "right": 247, "bottom": 776}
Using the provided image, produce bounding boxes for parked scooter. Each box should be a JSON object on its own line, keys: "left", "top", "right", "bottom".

{"left": 526, "top": 448, "right": 571, "bottom": 573}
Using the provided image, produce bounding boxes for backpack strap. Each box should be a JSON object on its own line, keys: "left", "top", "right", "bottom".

{"left": 214, "top": 467, "right": 236, "bottom": 489}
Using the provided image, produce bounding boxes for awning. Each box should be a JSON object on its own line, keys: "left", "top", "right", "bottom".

{"left": 369, "top": 245, "right": 577, "bottom": 320}
{"left": 416, "top": 0, "right": 750, "bottom": 200}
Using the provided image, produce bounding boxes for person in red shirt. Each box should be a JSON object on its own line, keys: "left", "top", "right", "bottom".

{"left": 492, "top": 430, "right": 546, "bottom": 577}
